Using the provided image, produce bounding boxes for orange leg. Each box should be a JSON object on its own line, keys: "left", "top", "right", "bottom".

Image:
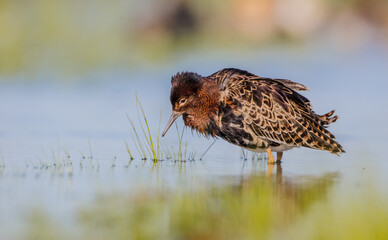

{"left": 267, "top": 150, "right": 283, "bottom": 177}
{"left": 267, "top": 148, "right": 275, "bottom": 175}
{"left": 267, "top": 148, "right": 275, "bottom": 164}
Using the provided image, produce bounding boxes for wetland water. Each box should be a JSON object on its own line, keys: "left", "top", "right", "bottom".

{"left": 1, "top": 46, "right": 388, "bottom": 239}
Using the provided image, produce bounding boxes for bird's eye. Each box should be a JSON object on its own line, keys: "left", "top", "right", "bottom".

{"left": 179, "top": 98, "right": 187, "bottom": 105}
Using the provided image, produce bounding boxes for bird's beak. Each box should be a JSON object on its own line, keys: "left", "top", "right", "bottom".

{"left": 162, "top": 111, "right": 182, "bottom": 137}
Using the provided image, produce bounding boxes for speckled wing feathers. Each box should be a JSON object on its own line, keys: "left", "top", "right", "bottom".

{"left": 209, "top": 68, "right": 344, "bottom": 154}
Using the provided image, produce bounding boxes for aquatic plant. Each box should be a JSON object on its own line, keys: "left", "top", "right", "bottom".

{"left": 126, "top": 104, "right": 160, "bottom": 161}
{"left": 124, "top": 140, "right": 134, "bottom": 160}
{"left": 135, "top": 96, "right": 162, "bottom": 161}
{"left": 125, "top": 97, "right": 197, "bottom": 163}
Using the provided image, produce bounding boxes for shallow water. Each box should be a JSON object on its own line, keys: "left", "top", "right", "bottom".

{"left": 1, "top": 45, "right": 388, "bottom": 238}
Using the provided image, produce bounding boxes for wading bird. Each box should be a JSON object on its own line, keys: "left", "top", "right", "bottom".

{"left": 162, "top": 68, "right": 344, "bottom": 163}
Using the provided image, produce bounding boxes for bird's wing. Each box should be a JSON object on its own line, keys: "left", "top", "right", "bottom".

{"left": 209, "top": 68, "right": 309, "bottom": 91}
{"left": 215, "top": 71, "right": 344, "bottom": 154}
{"left": 270, "top": 79, "right": 309, "bottom": 91}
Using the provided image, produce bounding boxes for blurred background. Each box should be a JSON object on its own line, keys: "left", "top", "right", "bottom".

{"left": 0, "top": 0, "right": 387, "bottom": 76}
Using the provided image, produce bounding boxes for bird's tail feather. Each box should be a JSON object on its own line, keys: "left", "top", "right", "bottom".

{"left": 317, "top": 110, "right": 339, "bottom": 127}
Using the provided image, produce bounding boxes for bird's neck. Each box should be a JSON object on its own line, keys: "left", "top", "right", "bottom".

{"left": 184, "top": 79, "right": 219, "bottom": 136}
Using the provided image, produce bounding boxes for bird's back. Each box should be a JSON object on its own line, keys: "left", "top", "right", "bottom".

{"left": 208, "top": 68, "right": 345, "bottom": 154}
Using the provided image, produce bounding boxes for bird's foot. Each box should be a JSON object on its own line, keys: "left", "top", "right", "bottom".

{"left": 276, "top": 152, "right": 283, "bottom": 163}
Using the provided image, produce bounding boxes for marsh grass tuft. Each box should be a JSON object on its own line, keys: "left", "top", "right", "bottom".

{"left": 126, "top": 98, "right": 162, "bottom": 161}
{"left": 125, "top": 97, "right": 197, "bottom": 163}
{"left": 135, "top": 96, "right": 162, "bottom": 161}
{"left": 126, "top": 108, "right": 149, "bottom": 160}
{"left": 27, "top": 149, "right": 75, "bottom": 177}
{"left": 160, "top": 123, "right": 196, "bottom": 162}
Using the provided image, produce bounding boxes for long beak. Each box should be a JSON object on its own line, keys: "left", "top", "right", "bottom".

{"left": 162, "top": 112, "right": 182, "bottom": 137}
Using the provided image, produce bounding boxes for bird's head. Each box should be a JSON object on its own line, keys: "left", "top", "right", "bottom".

{"left": 162, "top": 72, "right": 218, "bottom": 137}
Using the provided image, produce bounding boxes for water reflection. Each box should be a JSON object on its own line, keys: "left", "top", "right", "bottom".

{"left": 267, "top": 161, "right": 282, "bottom": 177}
{"left": 74, "top": 169, "right": 339, "bottom": 240}
{"left": 11, "top": 159, "right": 340, "bottom": 240}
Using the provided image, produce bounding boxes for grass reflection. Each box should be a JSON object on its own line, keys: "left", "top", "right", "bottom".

{"left": 21, "top": 166, "right": 388, "bottom": 240}
{"left": 78, "top": 172, "right": 338, "bottom": 240}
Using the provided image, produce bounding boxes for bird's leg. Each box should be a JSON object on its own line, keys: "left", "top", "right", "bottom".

{"left": 266, "top": 148, "right": 275, "bottom": 164}
{"left": 276, "top": 152, "right": 283, "bottom": 163}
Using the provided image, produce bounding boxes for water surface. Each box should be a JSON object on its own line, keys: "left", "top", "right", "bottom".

{"left": 0, "top": 45, "right": 387, "bottom": 239}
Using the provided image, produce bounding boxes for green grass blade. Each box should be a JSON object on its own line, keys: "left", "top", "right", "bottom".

{"left": 136, "top": 96, "right": 157, "bottom": 161}
{"left": 124, "top": 140, "right": 134, "bottom": 160}
{"left": 127, "top": 113, "right": 147, "bottom": 160}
